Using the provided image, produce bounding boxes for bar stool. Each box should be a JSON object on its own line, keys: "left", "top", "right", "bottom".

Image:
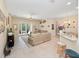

{"left": 57, "top": 42, "right": 66, "bottom": 57}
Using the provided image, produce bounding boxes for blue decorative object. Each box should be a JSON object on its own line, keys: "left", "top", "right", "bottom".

{"left": 65, "top": 49, "right": 79, "bottom": 58}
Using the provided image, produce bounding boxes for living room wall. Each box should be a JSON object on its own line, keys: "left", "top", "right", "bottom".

{"left": 0, "top": 0, "right": 9, "bottom": 57}
{"left": 11, "top": 16, "right": 40, "bottom": 38}
{"left": 0, "top": 0, "right": 8, "bottom": 17}
{"left": 77, "top": 8, "right": 79, "bottom": 51}
{"left": 39, "top": 19, "right": 56, "bottom": 36}
{"left": 56, "top": 15, "right": 78, "bottom": 36}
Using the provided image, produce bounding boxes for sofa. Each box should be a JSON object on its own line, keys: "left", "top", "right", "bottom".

{"left": 28, "top": 32, "right": 51, "bottom": 46}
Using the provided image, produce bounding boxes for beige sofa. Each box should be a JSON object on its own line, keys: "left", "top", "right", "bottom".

{"left": 28, "top": 32, "right": 51, "bottom": 46}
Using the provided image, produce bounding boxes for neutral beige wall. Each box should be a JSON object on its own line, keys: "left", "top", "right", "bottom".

{"left": 11, "top": 16, "right": 40, "bottom": 38}
{"left": 56, "top": 16, "right": 78, "bottom": 35}
{"left": 0, "top": 0, "right": 8, "bottom": 17}
{"left": 0, "top": 0, "right": 9, "bottom": 57}
{"left": 40, "top": 19, "right": 56, "bottom": 36}
{"left": 11, "top": 15, "right": 78, "bottom": 36}
{"left": 39, "top": 16, "right": 77, "bottom": 36}
{"left": 77, "top": 0, "right": 79, "bottom": 50}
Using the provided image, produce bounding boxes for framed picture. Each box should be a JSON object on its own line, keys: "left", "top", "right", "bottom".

{"left": 0, "top": 9, "right": 5, "bottom": 33}
{"left": 7, "top": 16, "right": 9, "bottom": 24}
{"left": 6, "top": 16, "right": 10, "bottom": 25}
{"left": 0, "top": 10, "right": 5, "bottom": 20}
{"left": 13, "top": 24, "right": 17, "bottom": 30}
{"left": 52, "top": 24, "right": 54, "bottom": 30}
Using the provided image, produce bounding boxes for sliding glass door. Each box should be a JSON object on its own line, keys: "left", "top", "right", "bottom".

{"left": 19, "top": 23, "right": 30, "bottom": 35}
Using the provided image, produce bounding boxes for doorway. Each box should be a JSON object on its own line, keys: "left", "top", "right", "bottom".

{"left": 19, "top": 23, "right": 30, "bottom": 35}
{"left": 18, "top": 23, "right": 30, "bottom": 46}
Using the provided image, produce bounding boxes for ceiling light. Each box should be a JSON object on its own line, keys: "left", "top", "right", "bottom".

{"left": 26, "top": 14, "right": 32, "bottom": 18}
{"left": 66, "top": 2, "right": 71, "bottom": 5}
{"left": 32, "top": 15, "right": 38, "bottom": 19}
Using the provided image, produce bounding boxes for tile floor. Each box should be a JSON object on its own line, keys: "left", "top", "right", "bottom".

{"left": 6, "top": 36, "right": 59, "bottom": 58}
{"left": 6, "top": 35, "right": 79, "bottom": 58}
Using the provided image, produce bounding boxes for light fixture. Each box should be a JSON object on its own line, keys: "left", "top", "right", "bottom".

{"left": 66, "top": 2, "right": 71, "bottom": 5}
{"left": 32, "top": 15, "right": 38, "bottom": 19}
{"left": 26, "top": 14, "right": 32, "bottom": 18}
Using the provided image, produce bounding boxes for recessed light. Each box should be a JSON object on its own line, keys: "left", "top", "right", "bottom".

{"left": 66, "top": 2, "right": 71, "bottom": 5}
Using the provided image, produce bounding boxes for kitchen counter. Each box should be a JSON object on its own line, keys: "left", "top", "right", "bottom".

{"left": 58, "top": 32, "right": 79, "bottom": 52}
{"left": 57, "top": 32, "right": 77, "bottom": 42}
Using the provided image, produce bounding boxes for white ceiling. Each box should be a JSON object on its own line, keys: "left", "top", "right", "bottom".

{"left": 4, "top": 0, "right": 78, "bottom": 19}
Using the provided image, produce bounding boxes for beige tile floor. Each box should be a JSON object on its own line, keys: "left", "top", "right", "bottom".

{"left": 6, "top": 35, "right": 79, "bottom": 58}
{"left": 6, "top": 36, "right": 59, "bottom": 58}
